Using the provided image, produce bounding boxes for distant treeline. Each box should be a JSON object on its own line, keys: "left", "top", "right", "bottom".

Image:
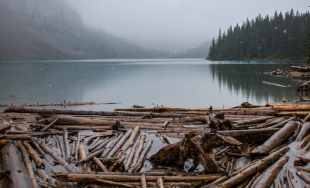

{"left": 208, "top": 10, "right": 310, "bottom": 61}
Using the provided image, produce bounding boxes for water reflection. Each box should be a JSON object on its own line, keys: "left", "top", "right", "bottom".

{"left": 0, "top": 59, "right": 298, "bottom": 110}
{"left": 209, "top": 63, "right": 297, "bottom": 104}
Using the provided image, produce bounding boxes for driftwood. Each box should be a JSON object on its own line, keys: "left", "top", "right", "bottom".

{"left": 121, "top": 126, "right": 140, "bottom": 153}
{"left": 40, "top": 118, "right": 58, "bottom": 131}
{"left": 157, "top": 177, "right": 165, "bottom": 188}
{"left": 1, "top": 143, "right": 32, "bottom": 188}
{"left": 220, "top": 146, "right": 288, "bottom": 188}
{"left": 54, "top": 173, "right": 221, "bottom": 182}
{"left": 93, "top": 157, "right": 109, "bottom": 172}
{"left": 1, "top": 103, "right": 309, "bottom": 188}
{"left": 4, "top": 107, "right": 182, "bottom": 118}
{"left": 16, "top": 141, "right": 39, "bottom": 188}
{"left": 107, "top": 129, "right": 132, "bottom": 158}
{"left": 254, "top": 156, "right": 288, "bottom": 188}
{"left": 141, "top": 174, "right": 147, "bottom": 188}
{"left": 296, "top": 122, "right": 310, "bottom": 141}
{"left": 251, "top": 121, "right": 298, "bottom": 155}
{"left": 23, "top": 141, "right": 44, "bottom": 167}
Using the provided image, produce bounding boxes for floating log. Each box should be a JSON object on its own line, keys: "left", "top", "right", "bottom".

{"left": 157, "top": 177, "right": 165, "bottom": 188}
{"left": 93, "top": 157, "right": 109, "bottom": 172}
{"left": 107, "top": 129, "right": 132, "bottom": 158}
{"left": 1, "top": 143, "right": 32, "bottom": 188}
{"left": 220, "top": 146, "right": 288, "bottom": 188}
{"left": 141, "top": 174, "right": 147, "bottom": 188}
{"left": 121, "top": 126, "right": 140, "bottom": 153}
{"left": 296, "top": 122, "right": 310, "bottom": 141}
{"left": 251, "top": 121, "right": 298, "bottom": 155}
{"left": 272, "top": 103, "right": 310, "bottom": 111}
{"left": 63, "top": 129, "right": 70, "bottom": 161}
{"left": 0, "top": 123, "right": 10, "bottom": 133}
{"left": 129, "top": 135, "right": 145, "bottom": 172}
{"left": 54, "top": 173, "right": 221, "bottom": 182}
{"left": 16, "top": 141, "right": 39, "bottom": 188}
{"left": 132, "top": 140, "right": 153, "bottom": 172}
{"left": 217, "top": 128, "right": 278, "bottom": 137}
{"left": 254, "top": 156, "right": 288, "bottom": 188}
{"left": 4, "top": 107, "right": 183, "bottom": 118}
{"left": 23, "top": 141, "right": 44, "bottom": 167}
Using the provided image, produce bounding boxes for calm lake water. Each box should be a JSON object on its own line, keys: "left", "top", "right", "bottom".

{"left": 0, "top": 59, "right": 298, "bottom": 110}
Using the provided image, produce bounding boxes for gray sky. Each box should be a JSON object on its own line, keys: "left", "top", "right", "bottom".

{"left": 68, "top": 0, "right": 308, "bottom": 52}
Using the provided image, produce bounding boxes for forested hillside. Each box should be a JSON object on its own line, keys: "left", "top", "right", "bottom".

{"left": 208, "top": 10, "right": 310, "bottom": 61}
{"left": 0, "top": 0, "right": 163, "bottom": 60}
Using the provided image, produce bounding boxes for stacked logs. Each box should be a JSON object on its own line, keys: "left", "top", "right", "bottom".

{"left": 0, "top": 103, "right": 309, "bottom": 188}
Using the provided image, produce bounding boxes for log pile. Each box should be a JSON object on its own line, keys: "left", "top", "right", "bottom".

{"left": 270, "top": 65, "right": 310, "bottom": 79}
{"left": 0, "top": 103, "right": 309, "bottom": 188}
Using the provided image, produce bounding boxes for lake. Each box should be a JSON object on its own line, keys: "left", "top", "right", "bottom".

{"left": 0, "top": 59, "right": 298, "bottom": 110}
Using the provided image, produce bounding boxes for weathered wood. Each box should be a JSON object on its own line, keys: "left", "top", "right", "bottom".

{"left": 251, "top": 121, "right": 298, "bottom": 155}
{"left": 93, "top": 157, "right": 109, "bottom": 172}
{"left": 16, "top": 141, "right": 39, "bottom": 188}
{"left": 63, "top": 129, "right": 70, "bottom": 161}
{"left": 0, "top": 123, "right": 10, "bottom": 133}
{"left": 254, "top": 156, "right": 288, "bottom": 188}
{"left": 157, "top": 177, "right": 165, "bottom": 188}
{"left": 125, "top": 135, "right": 141, "bottom": 170}
{"left": 23, "top": 141, "right": 44, "bottom": 167}
{"left": 107, "top": 129, "right": 132, "bottom": 158}
{"left": 4, "top": 107, "right": 182, "bottom": 118}
{"left": 39, "top": 141, "right": 66, "bottom": 166}
{"left": 129, "top": 134, "right": 146, "bottom": 172}
{"left": 296, "top": 171, "right": 310, "bottom": 184}
{"left": 296, "top": 122, "right": 310, "bottom": 141}
{"left": 133, "top": 140, "right": 153, "bottom": 172}
{"left": 272, "top": 103, "right": 310, "bottom": 111}
{"left": 40, "top": 118, "right": 58, "bottom": 131}
{"left": 55, "top": 173, "right": 221, "bottom": 182}
{"left": 75, "top": 132, "right": 80, "bottom": 161}
{"left": 141, "top": 174, "right": 147, "bottom": 188}
{"left": 220, "top": 146, "right": 288, "bottom": 188}
{"left": 218, "top": 128, "right": 278, "bottom": 137}
{"left": 121, "top": 126, "right": 140, "bottom": 152}
{"left": 235, "top": 116, "right": 273, "bottom": 126}
{"left": 1, "top": 143, "right": 32, "bottom": 188}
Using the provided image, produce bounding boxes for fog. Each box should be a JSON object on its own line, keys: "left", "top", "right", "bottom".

{"left": 43, "top": 1, "right": 310, "bottom": 52}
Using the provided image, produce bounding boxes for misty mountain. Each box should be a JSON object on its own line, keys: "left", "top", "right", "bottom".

{"left": 174, "top": 41, "right": 210, "bottom": 58}
{"left": 0, "top": 0, "right": 164, "bottom": 60}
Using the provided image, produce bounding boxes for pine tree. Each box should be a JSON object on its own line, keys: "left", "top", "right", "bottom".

{"left": 208, "top": 10, "right": 310, "bottom": 61}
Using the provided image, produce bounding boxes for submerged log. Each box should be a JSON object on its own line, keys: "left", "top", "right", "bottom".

{"left": 150, "top": 133, "right": 220, "bottom": 173}
{"left": 251, "top": 121, "right": 298, "bottom": 155}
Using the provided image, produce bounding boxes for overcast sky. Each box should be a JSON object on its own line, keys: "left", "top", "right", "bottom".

{"left": 68, "top": 0, "right": 308, "bottom": 52}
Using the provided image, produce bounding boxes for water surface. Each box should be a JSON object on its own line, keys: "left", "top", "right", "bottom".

{"left": 0, "top": 59, "right": 297, "bottom": 110}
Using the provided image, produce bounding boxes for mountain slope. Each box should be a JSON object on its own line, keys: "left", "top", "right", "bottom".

{"left": 174, "top": 41, "right": 210, "bottom": 58}
{"left": 0, "top": 0, "right": 162, "bottom": 60}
